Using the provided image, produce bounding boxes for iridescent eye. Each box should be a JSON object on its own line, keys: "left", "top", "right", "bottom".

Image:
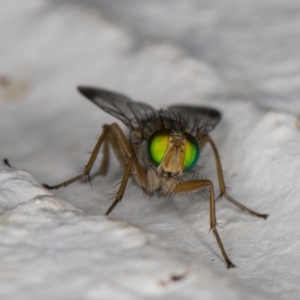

{"left": 148, "top": 129, "right": 170, "bottom": 167}
{"left": 184, "top": 133, "right": 200, "bottom": 171}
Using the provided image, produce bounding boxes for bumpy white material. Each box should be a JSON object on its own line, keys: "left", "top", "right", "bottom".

{"left": 1, "top": 1, "right": 299, "bottom": 299}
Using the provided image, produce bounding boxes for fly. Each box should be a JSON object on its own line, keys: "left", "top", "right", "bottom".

{"left": 42, "top": 86, "right": 268, "bottom": 268}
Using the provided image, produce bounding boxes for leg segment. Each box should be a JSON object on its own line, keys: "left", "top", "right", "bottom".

{"left": 98, "top": 125, "right": 110, "bottom": 175}
{"left": 96, "top": 124, "right": 148, "bottom": 192}
{"left": 203, "top": 135, "right": 268, "bottom": 219}
{"left": 105, "top": 158, "right": 133, "bottom": 215}
{"left": 96, "top": 123, "right": 132, "bottom": 177}
{"left": 43, "top": 123, "right": 148, "bottom": 214}
{"left": 87, "top": 125, "right": 110, "bottom": 180}
{"left": 175, "top": 180, "right": 235, "bottom": 268}
{"left": 44, "top": 123, "right": 135, "bottom": 189}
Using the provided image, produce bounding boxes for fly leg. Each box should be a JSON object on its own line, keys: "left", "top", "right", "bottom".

{"left": 44, "top": 123, "right": 148, "bottom": 214}
{"left": 97, "top": 125, "right": 148, "bottom": 214}
{"left": 96, "top": 125, "right": 110, "bottom": 176}
{"left": 202, "top": 134, "right": 268, "bottom": 219}
{"left": 43, "top": 124, "right": 116, "bottom": 189}
{"left": 96, "top": 125, "right": 148, "bottom": 214}
{"left": 87, "top": 125, "right": 110, "bottom": 180}
{"left": 89, "top": 123, "right": 131, "bottom": 179}
{"left": 175, "top": 180, "right": 236, "bottom": 268}
{"left": 43, "top": 123, "right": 134, "bottom": 189}
{"left": 105, "top": 158, "right": 133, "bottom": 215}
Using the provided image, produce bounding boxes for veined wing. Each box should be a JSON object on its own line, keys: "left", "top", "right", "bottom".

{"left": 166, "top": 105, "right": 221, "bottom": 134}
{"left": 78, "top": 86, "right": 156, "bottom": 129}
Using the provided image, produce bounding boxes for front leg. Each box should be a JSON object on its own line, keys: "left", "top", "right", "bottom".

{"left": 175, "top": 180, "right": 235, "bottom": 268}
{"left": 44, "top": 123, "right": 135, "bottom": 189}
{"left": 43, "top": 123, "right": 149, "bottom": 215}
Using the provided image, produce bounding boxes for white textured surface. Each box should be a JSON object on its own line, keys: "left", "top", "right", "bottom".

{"left": 1, "top": 1, "right": 300, "bottom": 299}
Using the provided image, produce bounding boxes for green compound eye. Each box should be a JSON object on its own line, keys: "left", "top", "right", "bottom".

{"left": 184, "top": 133, "right": 200, "bottom": 171}
{"left": 148, "top": 129, "right": 170, "bottom": 167}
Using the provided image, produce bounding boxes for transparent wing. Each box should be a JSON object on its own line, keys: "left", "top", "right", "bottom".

{"left": 78, "top": 86, "right": 156, "bottom": 128}
{"left": 166, "top": 105, "right": 221, "bottom": 133}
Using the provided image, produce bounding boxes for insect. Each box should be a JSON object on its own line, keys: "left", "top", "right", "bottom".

{"left": 43, "top": 86, "right": 268, "bottom": 268}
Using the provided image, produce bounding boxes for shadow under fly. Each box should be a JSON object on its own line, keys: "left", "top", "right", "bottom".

{"left": 42, "top": 86, "right": 268, "bottom": 268}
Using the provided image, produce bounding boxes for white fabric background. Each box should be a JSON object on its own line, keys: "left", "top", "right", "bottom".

{"left": 1, "top": 1, "right": 300, "bottom": 299}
